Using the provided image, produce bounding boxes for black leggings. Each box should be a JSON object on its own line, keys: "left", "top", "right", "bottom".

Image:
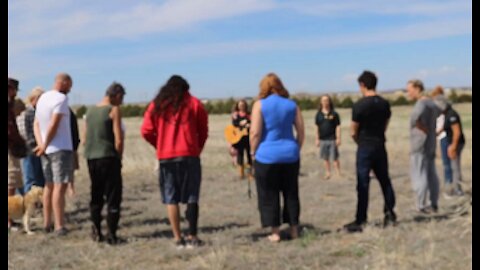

{"left": 254, "top": 160, "right": 300, "bottom": 227}
{"left": 234, "top": 136, "right": 252, "bottom": 166}
{"left": 87, "top": 157, "right": 123, "bottom": 237}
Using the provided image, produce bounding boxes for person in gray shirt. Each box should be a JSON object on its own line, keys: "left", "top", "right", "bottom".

{"left": 406, "top": 79, "right": 441, "bottom": 214}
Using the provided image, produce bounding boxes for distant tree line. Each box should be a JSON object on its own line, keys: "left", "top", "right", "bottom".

{"left": 74, "top": 90, "right": 471, "bottom": 117}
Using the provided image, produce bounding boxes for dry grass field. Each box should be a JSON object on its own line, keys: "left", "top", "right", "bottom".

{"left": 8, "top": 102, "right": 472, "bottom": 270}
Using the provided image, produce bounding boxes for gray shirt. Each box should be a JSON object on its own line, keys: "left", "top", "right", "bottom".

{"left": 410, "top": 98, "right": 441, "bottom": 156}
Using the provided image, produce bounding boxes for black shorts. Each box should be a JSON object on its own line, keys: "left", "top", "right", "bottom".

{"left": 158, "top": 157, "right": 202, "bottom": 204}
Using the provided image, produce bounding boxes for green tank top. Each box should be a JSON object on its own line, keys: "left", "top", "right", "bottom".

{"left": 84, "top": 105, "right": 119, "bottom": 160}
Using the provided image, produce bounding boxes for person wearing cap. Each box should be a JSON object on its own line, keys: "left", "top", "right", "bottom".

{"left": 83, "top": 82, "right": 125, "bottom": 245}
{"left": 34, "top": 73, "right": 74, "bottom": 236}
{"left": 16, "top": 87, "right": 46, "bottom": 195}
{"left": 406, "top": 79, "right": 441, "bottom": 214}
{"left": 8, "top": 77, "right": 25, "bottom": 231}
{"left": 431, "top": 88, "right": 466, "bottom": 197}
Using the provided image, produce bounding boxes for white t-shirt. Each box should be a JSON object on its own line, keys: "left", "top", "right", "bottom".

{"left": 436, "top": 114, "right": 446, "bottom": 140}
{"left": 35, "top": 90, "right": 73, "bottom": 154}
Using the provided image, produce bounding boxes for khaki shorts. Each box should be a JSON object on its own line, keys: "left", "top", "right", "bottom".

{"left": 8, "top": 151, "right": 23, "bottom": 189}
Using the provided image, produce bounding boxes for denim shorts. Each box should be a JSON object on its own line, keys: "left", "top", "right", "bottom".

{"left": 41, "top": 150, "right": 74, "bottom": 184}
{"left": 158, "top": 157, "right": 202, "bottom": 204}
{"left": 320, "top": 140, "right": 339, "bottom": 161}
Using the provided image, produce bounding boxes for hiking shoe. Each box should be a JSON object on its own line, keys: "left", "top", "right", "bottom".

{"left": 343, "top": 220, "right": 366, "bottom": 233}
{"left": 186, "top": 238, "right": 205, "bottom": 249}
{"left": 54, "top": 227, "right": 69, "bottom": 237}
{"left": 91, "top": 225, "right": 104, "bottom": 242}
{"left": 106, "top": 234, "right": 125, "bottom": 245}
{"left": 174, "top": 238, "right": 186, "bottom": 250}
{"left": 383, "top": 211, "right": 397, "bottom": 227}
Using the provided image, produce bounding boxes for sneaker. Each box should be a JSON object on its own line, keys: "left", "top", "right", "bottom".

{"left": 174, "top": 238, "right": 186, "bottom": 250}
{"left": 54, "top": 227, "right": 69, "bottom": 237}
{"left": 454, "top": 189, "right": 464, "bottom": 196}
{"left": 383, "top": 211, "right": 397, "bottom": 227}
{"left": 185, "top": 238, "right": 205, "bottom": 249}
{"left": 8, "top": 222, "right": 21, "bottom": 232}
{"left": 343, "top": 220, "right": 366, "bottom": 233}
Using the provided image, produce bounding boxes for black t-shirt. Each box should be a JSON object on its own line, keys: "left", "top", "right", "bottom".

{"left": 232, "top": 112, "right": 250, "bottom": 131}
{"left": 315, "top": 110, "right": 340, "bottom": 140}
{"left": 443, "top": 107, "right": 465, "bottom": 145}
{"left": 352, "top": 95, "right": 391, "bottom": 146}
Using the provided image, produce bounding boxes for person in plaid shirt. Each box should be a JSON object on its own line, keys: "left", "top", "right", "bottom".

{"left": 17, "top": 87, "right": 46, "bottom": 194}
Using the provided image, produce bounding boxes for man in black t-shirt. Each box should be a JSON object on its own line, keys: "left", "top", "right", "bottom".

{"left": 315, "top": 95, "right": 341, "bottom": 179}
{"left": 343, "top": 70, "right": 397, "bottom": 233}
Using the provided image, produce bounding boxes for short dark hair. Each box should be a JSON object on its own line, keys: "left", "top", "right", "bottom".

{"left": 8, "top": 78, "right": 19, "bottom": 89}
{"left": 358, "top": 70, "right": 377, "bottom": 90}
{"left": 106, "top": 82, "right": 126, "bottom": 97}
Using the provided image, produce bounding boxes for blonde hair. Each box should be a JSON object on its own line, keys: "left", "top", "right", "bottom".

{"left": 430, "top": 85, "right": 444, "bottom": 97}
{"left": 258, "top": 73, "right": 289, "bottom": 99}
{"left": 408, "top": 79, "right": 425, "bottom": 92}
{"left": 26, "top": 86, "right": 44, "bottom": 105}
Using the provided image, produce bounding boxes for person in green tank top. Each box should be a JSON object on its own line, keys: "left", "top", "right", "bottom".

{"left": 83, "top": 82, "right": 125, "bottom": 245}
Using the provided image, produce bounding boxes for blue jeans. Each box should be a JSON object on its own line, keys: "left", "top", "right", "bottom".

{"left": 356, "top": 144, "right": 396, "bottom": 223}
{"left": 20, "top": 154, "right": 45, "bottom": 195}
{"left": 439, "top": 137, "right": 453, "bottom": 184}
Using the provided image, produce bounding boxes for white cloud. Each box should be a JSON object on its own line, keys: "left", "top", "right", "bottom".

{"left": 9, "top": 0, "right": 276, "bottom": 54}
{"left": 415, "top": 65, "right": 459, "bottom": 80}
{"left": 284, "top": 0, "right": 471, "bottom": 17}
{"left": 342, "top": 73, "right": 358, "bottom": 84}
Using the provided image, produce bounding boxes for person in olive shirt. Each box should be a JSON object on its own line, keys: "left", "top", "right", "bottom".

{"left": 344, "top": 70, "right": 397, "bottom": 233}
{"left": 315, "top": 95, "right": 341, "bottom": 179}
{"left": 83, "top": 82, "right": 125, "bottom": 245}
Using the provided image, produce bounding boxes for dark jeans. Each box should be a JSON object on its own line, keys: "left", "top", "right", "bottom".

{"left": 234, "top": 136, "right": 252, "bottom": 166}
{"left": 439, "top": 137, "right": 453, "bottom": 184}
{"left": 254, "top": 160, "right": 300, "bottom": 227}
{"left": 87, "top": 157, "right": 123, "bottom": 237}
{"left": 356, "top": 144, "right": 395, "bottom": 223}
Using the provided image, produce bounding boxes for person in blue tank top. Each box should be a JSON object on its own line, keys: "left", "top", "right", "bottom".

{"left": 250, "top": 73, "right": 305, "bottom": 242}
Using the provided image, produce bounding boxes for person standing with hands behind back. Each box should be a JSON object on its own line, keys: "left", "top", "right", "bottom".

{"left": 34, "top": 73, "right": 74, "bottom": 236}
{"left": 141, "top": 75, "right": 208, "bottom": 249}
{"left": 83, "top": 82, "right": 125, "bottom": 245}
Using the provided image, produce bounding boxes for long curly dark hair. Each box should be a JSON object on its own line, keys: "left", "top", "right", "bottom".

{"left": 152, "top": 75, "right": 190, "bottom": 115}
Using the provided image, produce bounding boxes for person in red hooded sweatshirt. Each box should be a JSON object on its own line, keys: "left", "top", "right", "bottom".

{"left": 141, "top": 75, "right": 208, "bottom": 250}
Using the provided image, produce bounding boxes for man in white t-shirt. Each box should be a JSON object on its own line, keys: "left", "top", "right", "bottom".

{"left": 34, "top": 73, "right": 74, "bottom": 236}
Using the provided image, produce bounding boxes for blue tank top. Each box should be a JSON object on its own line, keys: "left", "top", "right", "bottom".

{"left": 255, "top": 94, "right": 300, "bottom": 164}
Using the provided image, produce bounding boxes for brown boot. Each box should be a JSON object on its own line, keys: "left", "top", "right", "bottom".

{"left": 238, "top": 165, "right": 245, "bottom": 179}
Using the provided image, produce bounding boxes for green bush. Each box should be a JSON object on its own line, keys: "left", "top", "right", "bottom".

{"left": 456, "top": 94, "right": 472, "bottom": 103}
{"left": 390, "top": 96, "right": 409, "bottom": 106}
{"left": 76, "top": 105, "right": 87, "bottom": 119}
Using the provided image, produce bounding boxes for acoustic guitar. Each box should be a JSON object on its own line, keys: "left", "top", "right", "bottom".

{"left": 224, "top": 124, "right": 248, "bottom": 144}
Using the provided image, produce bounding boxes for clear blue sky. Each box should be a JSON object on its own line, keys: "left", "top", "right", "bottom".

{"left": 8, "top": 0, "right": 472, "bottom": 105}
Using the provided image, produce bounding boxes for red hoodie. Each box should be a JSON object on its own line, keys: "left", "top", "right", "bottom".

{"left": 141, "top": 92, "right": 208, "bottom": 159}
